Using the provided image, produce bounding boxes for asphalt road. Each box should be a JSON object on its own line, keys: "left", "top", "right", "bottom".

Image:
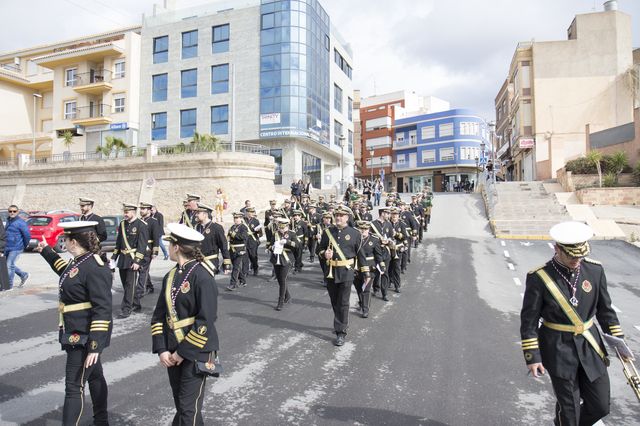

{"left": 1, "top": 193, "right": 639, "bottom": 425}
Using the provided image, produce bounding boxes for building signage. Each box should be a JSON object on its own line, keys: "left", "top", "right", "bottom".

{"left": 260, "top": 113, "right": 281, "bottom": 125}
{"left": 260, "top": 127, "right": 322, "bottom": 142}
{"left": 110, "top": 122, "right": 128, "bottom": 131}
{"left": 519, "top": 138, "right": 535, "bottom": 149}
{"left": 496, "top": 142, "right": 509, "bottom": 158}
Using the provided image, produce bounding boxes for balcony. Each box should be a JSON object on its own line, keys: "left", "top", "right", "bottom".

{"left": 73, "top": 70, "right": 112, "bottom": 95}
{"left": 72, "top": 104, "right": 112, "bottom": 126}
{"left": 393, "top": 138, "right": 418, "bottom": 150}
{"left": 32, "top": 41, "right": 124, "bottom": 68}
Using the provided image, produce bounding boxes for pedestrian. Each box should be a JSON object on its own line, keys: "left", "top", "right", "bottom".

{"left": 195, "top": 203, "right": 231, "bottom": 274}
{"left": 214, "top": 188, "right": 227, "bottom": 223}
{"left": 0, "top": 218, "right": 9, "bottom": 291}
{"left": 180, "top": 194, "right": 200, "bottom": 228}
{"left": 4, "top": 204, "right": 30, "bottom": 290}
{"left": 78, "top": 197, "right": 107, "bottom": 243}
{"left": 521, "top": 221, "right": 628, "bottom": 426}
{"left": 112, "top": 203, "right": 149, "bottom": 318}
{"left": 243, "top": 207, "right": 262, "bottom": 276}
{"left": 306, "top": 205, "right": 321, "bottom": 263}
{"left": 239, "top": 200, "right": 252, "bottom": 215}
{"left": 268, "top": 218, "right": 300, "bottom": 310}
{"left": 354, "top": 221, "right": 384, "bottom": 318}
{"left": 291, "top": 210, "right": 307, "bottom": 273}
{"left": 35, "top": 221, "right": 112, "bottom": 426}
{"left": 389, "top": 207, "right": 409, "bottom": 292}
{"left": 370, "top": 207, "right": 393, "bottom": 300}
{"left": 151, "top": 206, "right": 169, "bottom": 260}
{"left": 151, "top": 223, "right": 220, "bottom": 426}
{"left": 139, "top": 202, "right": 162, "bottom": 295}
{"left": 318, "top": 205, "right": 362, "bottom": 346}
{"left": 226, "top": 212, "right": 248, "bottom": 291}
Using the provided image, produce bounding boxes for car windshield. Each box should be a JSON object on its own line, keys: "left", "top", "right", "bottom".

{"left": 59, "top": 216, "right": 77, "bottom": 223}
{"left": 28, "top": 217, "right": 52, "bottom": 226}
{"left": 104, "top": 217, "right": 119, "bottom": 227}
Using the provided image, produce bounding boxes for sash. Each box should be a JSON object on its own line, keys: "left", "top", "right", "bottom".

{"left": 242, "top": 219, "right": 257, "bottom": 241}
{"left": 120, "top": 221, "right": 135, "bottom": 259}
{"left": 536, "top": 269, "right": 607, "bottom": 361}
{"left": 165, "top": 268, "right": 186, "bottom": 343}
{"left": 182, "top": 211, "right": 194, "bottom": 228}
{"left": 324, "top": 228, "right": 349, "bottom": 265}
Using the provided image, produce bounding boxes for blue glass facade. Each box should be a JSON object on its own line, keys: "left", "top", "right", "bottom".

{"left": 259, "top": 0, "right": 331, "bottom": 145}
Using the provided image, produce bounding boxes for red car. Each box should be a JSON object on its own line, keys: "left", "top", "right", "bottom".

{"left": 27, "top": 213, "right": 79, "bottom": 252}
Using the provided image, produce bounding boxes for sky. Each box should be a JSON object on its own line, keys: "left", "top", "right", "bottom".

{"left": 1, "top": 0, "right": 639, "bottom": 120}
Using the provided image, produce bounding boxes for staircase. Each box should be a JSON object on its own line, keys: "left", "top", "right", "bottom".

{"left": 486, "top": 181, "right": 571, "bottom": 239}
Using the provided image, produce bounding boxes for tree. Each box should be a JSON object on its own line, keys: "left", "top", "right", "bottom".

{"left": 96, "top": 136, "right": 129, "bottom": 158}
{"left": 61, "top": 130, "right": 74, "bottom": 152}
{"left": 586, "top": 150, "right": 603, "bottom": 188}
{"left": 190, "top": 131, "right": 222, "bottom": 153}
{"left": 609, "top": 151, "right": 628, "bottom": 184}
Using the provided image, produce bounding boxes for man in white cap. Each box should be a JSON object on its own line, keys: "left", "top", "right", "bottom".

{"left": 520, "top": 221, "right": 627, "bottom": 425}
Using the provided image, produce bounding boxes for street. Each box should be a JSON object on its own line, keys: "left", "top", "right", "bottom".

{"left": 1, "top": 193, "right": 639, "bottom": 425}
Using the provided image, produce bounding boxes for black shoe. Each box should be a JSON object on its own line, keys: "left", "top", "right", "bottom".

{"left": 373, "top": 289, "right": 380, "bottom": 296}
{"left": 132, "top": 306, "right": 142, "bottom": 313}
{"left": 395, "top": 288, "right": 401, "bottom": 293}
{"left": 117, "top": 312, "right": 130, "bottom": 319}
{"left": 334, "top": 335, "right": 345, "bottom": 346}
{"left": 382, "top": 295, "right": 389, "bottom": 302}
{"left": 275, "top": 299, "right": 284, "bottom": 311}
{"left": 284, "top": 293, "right": 291, "bottom": 304}
{"left": 401, "top": 270, "right": 405, "bottom": 274}
{"left": 145, "top": 287, "right": 154, "bottom": 294}
{"left": 226, "top": 285, "right": 236, "bottom": 291}
{"left": 362, "top": 311, "right": 369, "bottom": 318}
{"left": 253, "top": 269, "right": 259, "bottom": 276}
{"left": 308, "top": 257, "right": 314, "bottom": 262}
{"left": 240, "top": 282, "right": 247, "bottom": 287}
{"left": 164, "top": 255, "right": 169, "bottom": 260}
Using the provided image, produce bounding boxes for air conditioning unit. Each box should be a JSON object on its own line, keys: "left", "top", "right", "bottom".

{"left": 75, "top": 125, "right": 85, "bottom": 136}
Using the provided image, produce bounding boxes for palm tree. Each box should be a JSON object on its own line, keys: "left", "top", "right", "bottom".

{"left": 610, "top": 151, "right": 628, "bottom": 184}
{"left": 190, "top": 132, "right": 222, "bottom": 153}
{"left": 586, "top": 150, "right": 602, "bottom": 188}
{"left": 96, "top": 136, "right": 129, "bottom": 158}
{"left": 62, "top": 130, "right": 74, "bottom": 152}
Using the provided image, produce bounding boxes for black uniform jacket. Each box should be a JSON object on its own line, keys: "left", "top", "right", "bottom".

{"left": 306, "top": 213, "right": 322, "bottom": 239}
{"left": 113, "top": 218, "right": 149, "bottom": 269}
{"left": 197, "top": 221, "right": 231, "bottom": 270}
{"left": 244, "top": 217, "right": 262, "bottom": 246}
{"left": 293, "top": 219, "right": 308, "bottom": 244}
{"left": 355, "top": 211, "right": 373, "bottom": 222}
{"left": 141, "top": 216, "right": 162, "bottom": 257}
{"left": 179, "top": 209, "right": 197, "bottom": 228}
{"left": 227, "top": 223, "right": 248, "bottom": 257}
{"left": 151, "top": 260, "right": 219, "bottom": 362}
{"left": 318, "top": 225, "right": 362, "bottom": 283}
{"left": 268, "top": 230, "right": 300, "bottom": 266}
{"left": 520, "top": 258, "right": 622, "bottom": 381}
{"left": 391, "top": 220, "right": 410, "bottom": 251}
{"left": 41, "top": 246, "right": 112, "bottom": 353}
{"left": 357, "top": 234, "right": 386, "bottom": 275}
{"left": 400, "top": 211, "right": 419, "bottom": 237}
{"left": 80, "top": 213, "right": 107, "bottom": 243}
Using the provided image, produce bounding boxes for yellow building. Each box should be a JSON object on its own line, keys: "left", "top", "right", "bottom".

{"left": 0, "top": 26, "right": 141, "bottom": 160}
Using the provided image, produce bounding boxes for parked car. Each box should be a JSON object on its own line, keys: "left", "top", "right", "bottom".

{"left": 27, "top": 213, "right": 79, "bottom": 252}
{"left": 0, "top": 209, "right": 30, "bottom": 227}
{"left": 101, "top": 215, "right": 123, "bottom": 252}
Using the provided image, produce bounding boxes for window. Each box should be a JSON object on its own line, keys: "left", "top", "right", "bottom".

{"left": 152, "top": 73, "right": 168, "bottom": 102}
{"left": 151, "top": 112, "right": 167, "bottom": 140}
{"left": 397, "top": 155, "right": 406, "bottom": 165}
{"left": 212, "top": 24, "right": 230, "bottom": 53}
{"left": 334, "top": 84, "right": 342, "bottom": 112}
{"left": 333, "top": 48, "right": 353, "bottom": 79}
{"left": 64, "top": 101, "right": 76, "bottom": 119}
{"left": 211, "top": 64, "right": 229, "bottom": 94}
{"left": 366, "top": 136, "right": 392, "bottom": 149}
{"left": 348, "top": 130, "right": 353, "bottom": 154}
{"left": 396, "top": 134, "right": 405, "bottom": 143}
{"left": 181, "top": 69, "right": 197, "bottom": 98}
{"left": 440, "top": 147, "right": 454, "bottom": 161}
{"left": 261, "top": 13, "right": 275, "bottom": 29}
{"left": 334, "top": 120, "right": 343, "bottom": 146}
{"left": 113, "top": 94, "right": 125, "bottom": 113}
{"left": 348, "top": 97, "right": 353, "bottom": 121}
{"left": 180, "top": 109, "right": 197, "bottom": 138}
{"left": 421, "top": 150, "right": 436, "bottom": 163}
{"left": 409, "top": 130, "right": 417, "bottom": 144}
{"left": 65, "top": 68, "right": 77, "bottom": 87}
{"left": 365, "top": 116, "right": 391, "bottom": 131}
{"left": 439, "top": 123, "right": 453, "bottom": 137}
{"left": 114, "top": 60, "right": 125, "bottom": 79}
{"left": 211, "top": 105, "right": 229, "bottom": 135}
{"left": 182, "top": 30, "right": 198, "bottom": 59}
{"left": 153, "top": 36, "right": 169, "bottom": 63}
{"left": 460, "top": 122, "right": 479, "bottom": 136}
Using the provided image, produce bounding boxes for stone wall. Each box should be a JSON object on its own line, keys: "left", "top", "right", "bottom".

{"left": 577, "top": 188, "right": 640, "bottom": 205}
{"left": 556, "top": 168, "right": 634, "bottom": 192}
{"left": 0, "top": 152, "right": 277, "bottom": 222}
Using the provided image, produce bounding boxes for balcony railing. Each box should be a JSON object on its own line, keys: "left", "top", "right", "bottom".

{"left": 75, "top": 104, "right": 111, "bottom": 119}
{"left": 156, "top": 142, "right": 271, "bottom": 156}
{"left": 74, "top": 69, "right": 111, "bottom": 85}
{"left": 0, "top": 63, "right": 21, "bottom": 73}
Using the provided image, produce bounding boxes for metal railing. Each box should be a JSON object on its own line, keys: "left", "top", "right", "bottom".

{"left": 0, "top": 63, "right": 21, "bottom": 73}
{"left": 31, "top": 147, "right": 147, "bottom": 165}
{"left": 156, "top": 141, "right": 270, "bottom": 156}
{"left": 75, "top": 104, "right": 111, "bottom": 119}
{"left": 74, "top": 69, "right": 111, "bottom": 85}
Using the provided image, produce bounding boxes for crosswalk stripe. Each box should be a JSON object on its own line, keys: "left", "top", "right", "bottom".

{"left": 500, "top": 241, "right": 506, "bottom": 247}
{"left": 634, "top": 326, "right": 640, "bottom": 333}
{"left": 547, "top": 243, "right": 554, "bottom": 249}
{"left": 504, "top": 250, "right": 510, "bottom": 258}
{"left": 507, "top": 263, "right": 515, "bottom": 271}
{"left": 611, "top": 304, "right": 621, "bottom": 313}
{"left": 0, "top": 351, "right": 158, "bottom": 425}
{"left": 513, "top": 278, "right": 522, "bottom": 286}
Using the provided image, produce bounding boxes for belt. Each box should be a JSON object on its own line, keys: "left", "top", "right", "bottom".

{"left": 204, "top": 254, "right": 218, "bottom": 260}
{"left": 121, "top": 249, "right": 137, "bottom": 254}
{"left": 231, "top": 244, "right": 245, "bottom": 248}
{"left": 327, "top": 259, "right": 354, "bottom": 267}
{"left": 543, "top": 317, "right": 594, "bottom": 335}
{"left": 167, "top": 316, "right": 195, "bottom": 330}
{"left": 365, "top": 256, "right": 374, "bottom": 261}
{"left": 59, "top": 302, "right": 92, "bottom": 313}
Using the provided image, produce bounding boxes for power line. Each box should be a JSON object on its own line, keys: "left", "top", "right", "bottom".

{"left": 61, "top": 0, "right": 124, "bottom": 27}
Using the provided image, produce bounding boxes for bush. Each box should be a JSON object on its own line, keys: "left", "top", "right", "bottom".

{"left": 565, "top": 157, "right": 596, "bottom": 174}
{"left": 633, "top": 162, "right": 640, "bottom": 186}
{"left": 566, "top": 152, "right": 632, "bottom": 175}
{"left": 603, "top": 172, "right": 617, "bottom": 187}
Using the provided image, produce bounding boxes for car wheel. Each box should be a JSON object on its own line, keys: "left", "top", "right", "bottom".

{"left": 54, "top": 236, "right": 67, "bottom": 253}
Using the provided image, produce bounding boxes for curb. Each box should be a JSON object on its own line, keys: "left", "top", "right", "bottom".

{"left": 494, "top": 234, "right": 552, "bottom": 240}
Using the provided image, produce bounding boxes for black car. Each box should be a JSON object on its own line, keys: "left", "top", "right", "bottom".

{"left": 101, "top": 215, "right": 123, "bottom": 252}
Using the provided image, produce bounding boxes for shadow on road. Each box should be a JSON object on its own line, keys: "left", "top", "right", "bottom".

{"left": 228, "top": 312, "right": 335, "bottom": 342}
{"left": 312, "top": 404, "right": 450, "bottom": 426}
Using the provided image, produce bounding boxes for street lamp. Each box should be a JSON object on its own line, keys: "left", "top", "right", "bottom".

{"left": 32, "top": 93, "right": 42, "bottom": 160}
{"left": 475, "top": 156, "right": 479, "bottom": 185}
{"left": 369, "top": 149, "right": 374, "bottom": 182}
{"left": 339, "top": 134, "right": 346, "bottom": 194}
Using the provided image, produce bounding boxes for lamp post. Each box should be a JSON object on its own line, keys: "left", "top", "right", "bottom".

{"left": 339, "top": 134, "right": 346, "bottom": 194}
{"left": 32, "top": 93, "right": 42, "bottom": 160}
{"left": 475, "top": 156, "right": 479, "bottom": 185}
{"left": 369, "top": 149, "right": 374, "bottom": 182}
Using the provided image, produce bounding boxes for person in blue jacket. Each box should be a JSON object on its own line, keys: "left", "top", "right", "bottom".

{"left": 4, "top": 205, "right": 30, "bottom": 290}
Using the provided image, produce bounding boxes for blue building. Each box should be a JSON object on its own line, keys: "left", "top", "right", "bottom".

{"left": 392, "top": 109, "right": 490, "bottom": 193}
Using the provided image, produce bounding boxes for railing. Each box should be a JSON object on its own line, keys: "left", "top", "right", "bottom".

{"left": 74, "top": 70, "right": 111, "bottom": 85}
{"left": 0, "top": 63, "right": 21, "bottom": 73}
{"left": 0, "top": 158, "right": 17, "bottom": 167}
{"left": 75, "top": 104, "right": 111, "bottom": 119}
{"left": 156, "top": 142, "right": 270, "bottom": 156}
{"left": 31, "top": 147, "right": 147, "bottom": 165}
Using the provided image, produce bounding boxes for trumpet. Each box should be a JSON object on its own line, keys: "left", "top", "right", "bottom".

{"left": 326, "top": 240, "right": 334, "bottom": 279}
{"left": 615, "top": 347, "right": 640, "bottom": 402}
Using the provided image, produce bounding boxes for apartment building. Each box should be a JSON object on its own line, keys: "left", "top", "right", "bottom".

{"left": 139, "top": 0, "right": 354, "bottom": 189}
{"left": 495, "top": 1, "right": 635, "bottom": 180}
{"left": 0, "top": 26, "right": 141, "bottom": 159}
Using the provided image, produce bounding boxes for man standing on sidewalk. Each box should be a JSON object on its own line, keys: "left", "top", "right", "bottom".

{"left": 4, "top": 205, "right": 30, "bottom": 290}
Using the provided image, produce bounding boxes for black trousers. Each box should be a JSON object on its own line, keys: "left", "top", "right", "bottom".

{"left": 119, "top": 268, "right": 138, "bottom": 315}
{"left": 145, "top": 258, "right": 154, "bottom": 290}
{"left": 353, "top": 272, "right": 371, "bottom": 314}
{"left": 245, "top": 240, "right": 259, "bottom": 273}
{"left": 274, "top": 264, "right": 290, "bottom": 302}
{"left": 401, "top": 246, "right": 409, "bottom": 271}
{"left": 307, "top": 238, "right": 317, "bottom": 261}
{"left": 230, "top": 253, "right": 246, "bottom": 287}
{"left": 63, "top": 347, "right": 108, "bottom": 426}
{"left": 294, "top": 243, "right": 304, "bottom": 271}
{"left": 135, "top": 261, "right": 150, "bottom": 308}
{"left": 389, "top": 256, "right": 402, "bottom": 290}
{"left": 326, "top": 279, "right": 352, "bottom": 335}
{"left": 0, "top": 256, "right": 8, "bottom": 291}
{"left": 418, "top": 222, "right": 424, "bottom": 243}
{"left": 550, "top": 367, "right": 610, "bottom": 426}
{"left": 167, "top": 359, "right": 207, "bottom": 426}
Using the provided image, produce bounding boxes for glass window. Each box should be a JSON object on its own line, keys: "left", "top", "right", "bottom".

{"left": 181, "top": 69, "right": 197, "bottom": 98}
{"left": 65, "top": 68, "right": 77, "bottom": 86}
{"left": 64, "top": 101, "right": 76, "bottom": 119}
{"left": 114, "top": 60, "right": 125, "bottom": 79}
{"left": 153, "top": 36, "right": 169, "bottom": 64}
{"left": 211, "top": 105, "right": 229, "bottom": 135}
{"left": 439, "top": 123, "right": 454, "bottom": 137}
{"left": 152, "top": 73, "right": 168, "bottom": 102}
{"left": 182, "top": 30, "right": 198, "bottom": 59}
{"left": 262, "top": 13, "right": 275, "bottom": 29}
{"left": 440, "top": 147, "right": 454, "bottom": 161}
{"left": 151, "top": 112, "right": 167, "bottom": 140}
{"left": 334, "top": 120, "right": 343, "bottom": 146}
{"left": 113, "top": 94, "right": 125, "bottom": 113}
{"left": 180, "top": 109, "right": 197, "bottom": 138}
{"left": 212, "top": 24, "right": 230, "bottom": 53}
{"left": 211, "top": 64, "right": 229, "bottom": 94}
{"left": 348, "top": 97, "right": 353, "bottom": 121}
{"left": 422, "top": 150, "right": 436, "bottom": 163}
{"left": 334, "top": 84, "right": 342, "bottom": 112}
{"left": 421, "top": 125, "right": 435, "bottom": 140}
{"left": 348, "top": 129, "right": 353, "bottom": 154}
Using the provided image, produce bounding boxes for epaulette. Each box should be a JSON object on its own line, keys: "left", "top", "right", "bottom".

{"left": 93, "top": 254, "right": 104, "bottom": 266}
{"left": 528, "top": 264, "right": 546, "bottom": 275}
{"left": 201, "top": 262, "right": 216, "bottom": 277}
{"left": 583, "top": 257, "right": 602, "bottom": 265}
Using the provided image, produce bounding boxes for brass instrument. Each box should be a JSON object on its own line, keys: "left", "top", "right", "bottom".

{"left": 326, "top": 240, "right": 334, "bottom": 279}
{"left": 615, "top": 347, "right": 640, "bottom": 402}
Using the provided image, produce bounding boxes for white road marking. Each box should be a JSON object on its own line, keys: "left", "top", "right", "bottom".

{"left": 500, "top": 241, "right": 506, "bottom": 247}
{"left": 0, "top": 351, "right": 158, "bottom": 425}
{"left": 504, "top": 250, "right": 510, "bottom": 258}
{"left": 547, "top": 243, "right": 554, "bottom": 249}
{"left": 513, "top": 277, "right": 522, "bottom": 286}
{"left": 507, "top": 263, "right": 515, "bottom": 270}
{"left": 634, "top": 326, "right": 640, "bottom": 333}
{"left": 611, "top": 304, "right": 621, "bottom": 313}
{"left": 520, "top": 293, "right": 524, "bottom": 299}
{"left": 520, "top": 242, "right": 532, "bottom": 247}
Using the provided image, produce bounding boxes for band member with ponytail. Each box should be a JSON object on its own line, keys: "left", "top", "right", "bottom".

{"left": 35, "top": 221, "right": 112, "bottom": 426}
{"left": 151, "top": 223, "right": 219, "bottom": 426}
{"left": 268, "top": 218, "right": 300, "bottom": 311}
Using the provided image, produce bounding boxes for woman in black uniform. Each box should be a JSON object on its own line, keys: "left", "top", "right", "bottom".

{"left": 151, "top": 223, "right": 219, "bottom": 425}
{"left": 36, "top": 221, "right": 112, "bottom": 426}
{"left": 268, "top": 218, "right": 300, "bottom": 311}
